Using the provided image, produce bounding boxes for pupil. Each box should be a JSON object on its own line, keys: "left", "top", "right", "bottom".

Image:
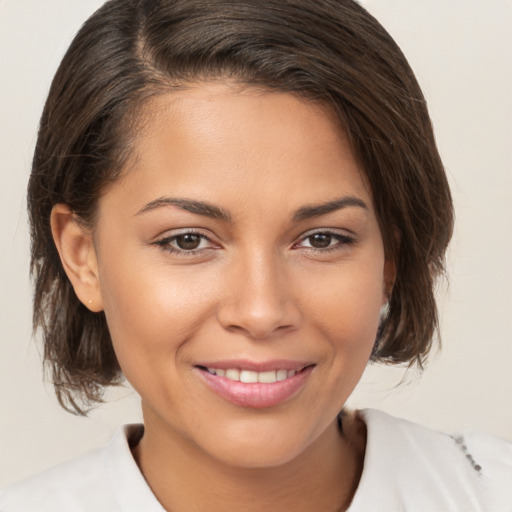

{"left": 177, "top": 234, "right": 201, "bottom": 250}
{"left": 310, "top": 233, "right": 332, "bottom": 248}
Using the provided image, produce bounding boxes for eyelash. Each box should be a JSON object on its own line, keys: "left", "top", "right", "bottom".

{"left": 293, "top": 229, "right": 356, "bottom": 253}
{"left": 153, "top": 229, "right": 355, "bottom": 256}
{"left": 154, "top": 230, "right": 216, "bottom": 256}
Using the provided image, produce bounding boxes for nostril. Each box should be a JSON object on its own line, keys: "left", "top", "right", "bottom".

{"left": 223, "top": 321, "right": 294, "bottom": 340}
{"left": 216, "top": 284, "right": 303, "bottom": 339}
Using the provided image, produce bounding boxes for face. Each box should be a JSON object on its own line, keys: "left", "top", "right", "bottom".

{"left": 92, "top": 82, "right": 391, "bottom": 468}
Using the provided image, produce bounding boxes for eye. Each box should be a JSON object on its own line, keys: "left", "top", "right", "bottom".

{"left": 295, "top": 230, "right": 355, "bottom": 251}
{"left": 173, "top": 233, "right": 204, "bottom": 250}
{"left": 303, "top": 233, "right": 335, "bottom": 249}
{"left": 154, "top": 231, "right": 217, "bottom": 255}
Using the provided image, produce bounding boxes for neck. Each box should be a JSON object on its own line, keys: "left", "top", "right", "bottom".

{"left": 133, "top": 409, "right": 365, "bottom": 512}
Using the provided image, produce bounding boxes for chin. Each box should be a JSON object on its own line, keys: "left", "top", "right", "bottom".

{"left": 193, "top": 415, "right": 328, "bottom": 470}
{"left": 209, "top": 437, "right": 308, "bottom": 470}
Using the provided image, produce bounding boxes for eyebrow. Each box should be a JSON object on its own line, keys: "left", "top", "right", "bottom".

{"left": 135, "top": 197, "right": 232, "bottom": 222}
{"left": 135, "top": 195, "right": 368, "bottom": 223}
{"left": 292, "top": 196, "right": 368, "bottom": 222}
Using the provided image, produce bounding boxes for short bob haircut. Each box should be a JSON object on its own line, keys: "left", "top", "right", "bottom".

{"left": 29, "top": 0, "right": 453, "bottom": 414}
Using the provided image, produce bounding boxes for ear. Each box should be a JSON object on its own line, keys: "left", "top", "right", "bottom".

{"left": 50, "top": 204, "right": 103, "bottom": 312}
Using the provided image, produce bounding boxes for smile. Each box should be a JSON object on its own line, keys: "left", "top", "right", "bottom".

{"left": 196, "top": 363, "right": 314, "bottom": 409}
{"left": 204, "top": 368, "right": 298, "bottom": 383}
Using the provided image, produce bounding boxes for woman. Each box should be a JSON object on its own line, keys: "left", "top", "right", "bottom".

{"left": 1, "top": 0, "right": 510, "bottom": 510}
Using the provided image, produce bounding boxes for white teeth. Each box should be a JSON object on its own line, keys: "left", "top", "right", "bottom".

{"left": 225, "top": 369, "right": 240, "bottom": 381}
{"left": 240, "top": 370, "right": 259, "bottom": 383}
{"left": 258, "top": 370, "right": 278, "bottom": 383}
{"left": 277, "top": 369, "right": 288, "bottom": 381}
{"left": 206, "top": 367, "right": 301, "bottom": 383}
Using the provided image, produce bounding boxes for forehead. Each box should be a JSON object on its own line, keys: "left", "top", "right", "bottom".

{"left": 105, "top": 81, "right": 373, "bottom": 218}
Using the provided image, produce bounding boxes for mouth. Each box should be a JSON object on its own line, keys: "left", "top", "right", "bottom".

{"left": 195, "top": 362, "right": 315, "bottom": 408}
{"left": 200, "top": 366, "right": 303, "bottom": 383}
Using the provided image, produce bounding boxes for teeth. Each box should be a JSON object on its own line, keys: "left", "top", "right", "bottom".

{"left": 225, "top": 369, "right": 240, "bottom": 381}
{"left": 259, "top": 370, "right": 279, "bottom": 383}
{"left": 206, "top": 367, "right": 300, "bottom": 383}
{"left": 240, "top": 370, "right": 259, "bottom": 383}
{"left": 277, "top": 369, "right": 288, "bottom": 381}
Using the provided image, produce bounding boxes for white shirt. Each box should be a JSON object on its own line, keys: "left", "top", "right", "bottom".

{"left": 348, "top": 410, "right": 512, "bottom": 511}
{"left": 1, "top": 409, "right": 511, "bottom": 511}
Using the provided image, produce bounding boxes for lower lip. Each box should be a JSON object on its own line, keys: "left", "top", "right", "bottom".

{"left": 196, "top": 366, "right": 314, "bottom": 409}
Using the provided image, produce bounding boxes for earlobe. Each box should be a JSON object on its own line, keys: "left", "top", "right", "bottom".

{"left": 50, "top": 204, "right": 103, "bottom": 312}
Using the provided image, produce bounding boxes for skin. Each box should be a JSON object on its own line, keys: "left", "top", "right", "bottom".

{"left": 52, "top": 81, "right": 394, "bottom": 511}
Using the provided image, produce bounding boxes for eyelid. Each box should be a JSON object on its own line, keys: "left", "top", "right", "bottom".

{"left": 293, "top": 228, "right": 356, "bottom": 250}
{"left": 296, "top": 227, "right": 355, "bottom": 240}
{"left": 153, "top": 228, "right": 220, "bottom": 255}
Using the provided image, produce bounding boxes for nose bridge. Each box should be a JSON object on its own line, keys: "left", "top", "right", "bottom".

{"left": 217, "top": 245, "right": 300, "bottom": 338}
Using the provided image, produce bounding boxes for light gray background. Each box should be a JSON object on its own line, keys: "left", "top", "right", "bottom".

{"left": 1, "top": 0, "right": 511, "bottom": 487}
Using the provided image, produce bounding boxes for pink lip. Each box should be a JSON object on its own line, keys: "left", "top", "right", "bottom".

{"left": 195, "top": 363, "right": 314, "bottom": 409}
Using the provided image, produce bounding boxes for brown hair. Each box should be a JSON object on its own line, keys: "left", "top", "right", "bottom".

{"left": 28, "top": 0, "right": 453, "bottom": 414}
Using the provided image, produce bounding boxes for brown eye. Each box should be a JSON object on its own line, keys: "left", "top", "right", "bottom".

{"left": 295, "top": 230, "right": 355, "bottom": 252}
{"left": 154, "top": 231, "right": 218, "bottom": 255}
{"left": 175, "top": 233, "right": 202, "bottom": 250}
{"left": 308, "top": 233, "right": 332, "bottom": 248}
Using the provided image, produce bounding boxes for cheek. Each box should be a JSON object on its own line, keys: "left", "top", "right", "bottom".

{"left": 304, "top": 260, "right": 385, "bottom": 346}
{"left": 97, "top": 256, "right": 214, "bottom": 372}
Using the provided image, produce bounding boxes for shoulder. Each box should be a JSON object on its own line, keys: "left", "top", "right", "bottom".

{"left": 0, "top": 443, "right": 116, "bottom": 512}
{"left": 460, "top": 427, "right": 512, "bottom": 506}
{"left": 0, "top": 425, "right": 164, "bottom": 512}
{"left": 347, "top": 409, "right": 512, "bottom": 512}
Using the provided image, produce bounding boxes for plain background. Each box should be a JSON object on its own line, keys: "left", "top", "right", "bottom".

{"left": 0, "top": 0, "right": 511, "bottom": 488}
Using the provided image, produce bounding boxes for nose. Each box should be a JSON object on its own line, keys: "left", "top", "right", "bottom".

{"left": 216, "top": 251, "right": 302, "bottom": 339}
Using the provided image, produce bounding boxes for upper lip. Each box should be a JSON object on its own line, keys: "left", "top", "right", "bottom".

{"left": 195, "top": 359, "right": 313, "bottom": 372}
